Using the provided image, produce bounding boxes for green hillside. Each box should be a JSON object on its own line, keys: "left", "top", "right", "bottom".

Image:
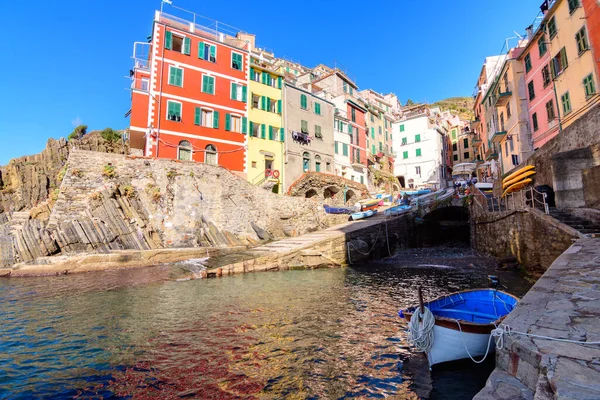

{"left": 431, "top": 97, "right": 474, "bottom": 120}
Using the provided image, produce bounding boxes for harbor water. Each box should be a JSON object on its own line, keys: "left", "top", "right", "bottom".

{"left": 0, "top": 243, "right": 532, "bottom": 399}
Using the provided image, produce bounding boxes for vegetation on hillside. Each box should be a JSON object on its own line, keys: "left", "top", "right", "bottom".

{"left": 431, "top": 97, "right": 474, "bottom": 120}
{"left": 68, "top": 124, "right": 88, "bottom": 140}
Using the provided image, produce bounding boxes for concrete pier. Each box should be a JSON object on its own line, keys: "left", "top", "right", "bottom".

{"left": 475, "top": 237, "right": 600, "bottom": 399}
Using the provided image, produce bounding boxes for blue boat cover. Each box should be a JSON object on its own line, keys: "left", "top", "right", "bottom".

{"left": 405, "top": 289, "right": 518, "bottom": 324}
{"left": 323, "top": 204, "right": 353, "bottom": 215}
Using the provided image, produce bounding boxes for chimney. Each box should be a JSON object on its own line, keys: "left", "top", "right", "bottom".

{"left": 525, "top": 24, "right": 533, "bottom": 40}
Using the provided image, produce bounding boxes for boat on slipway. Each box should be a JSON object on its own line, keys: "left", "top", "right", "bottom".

{"left": 323, "top": 204, "right": 354, "bottom": 215}
{"left": 384, "top": 204, "right": 412, "bottom": 217}
{"left": 350, "top": 209, "right": 377, "bottom": 221}
{"left": 400, "top": 288, "right": 519, "bottom": 367}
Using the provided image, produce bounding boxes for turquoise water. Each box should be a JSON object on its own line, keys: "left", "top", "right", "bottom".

{"left": 0, "top": 245, "right": 531, "bottom": 399}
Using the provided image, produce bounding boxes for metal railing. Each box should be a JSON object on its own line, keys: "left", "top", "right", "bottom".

{"left": 473, "top": 185, "right": 549, "bottom": 215}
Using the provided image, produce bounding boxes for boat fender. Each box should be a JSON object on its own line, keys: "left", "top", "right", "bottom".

{"left": 398, "top": 310, "right": 405, "bottom": 318}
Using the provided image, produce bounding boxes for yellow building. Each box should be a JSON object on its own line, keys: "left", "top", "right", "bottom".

{"left": 247, "top": 58, "right": 285, "bottom": 194}
{"left": 546, "top": 0, "right": 600, "bottom": 129}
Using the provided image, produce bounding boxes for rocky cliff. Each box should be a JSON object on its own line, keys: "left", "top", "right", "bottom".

{"left": 1, "top": 150, "right": 328, "bottom": 268}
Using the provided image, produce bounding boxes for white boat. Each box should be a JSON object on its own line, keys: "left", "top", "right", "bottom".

{"left": 384, "top": 205, "right": 412, "bottom": 216}
{"left": 400, "top": 289, "right": 519, "bottom": 366}
{"left": 350, "top": 209, "right": 377, "bottom": 221}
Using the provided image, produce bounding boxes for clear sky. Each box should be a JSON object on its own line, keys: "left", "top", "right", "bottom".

{"left": 0, "top": 0, "right": 543, "bottom": 165}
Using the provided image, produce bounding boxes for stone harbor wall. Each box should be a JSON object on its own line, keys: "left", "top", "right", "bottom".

{"left": 1, "top": 150, "right": 329, "bottom": 268}
{"left": 287, "top": 172, "right": 369, "bottom": 206}
{"left": 470, "top": 205, "right": 580, "bottom": 276}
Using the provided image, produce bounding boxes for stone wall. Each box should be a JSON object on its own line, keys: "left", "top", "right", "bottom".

{"left": 287, "top": 172, "right": 369, "bottom": 206}
{"left": 470, "top": 205, "right": 580, "bottom": 275}
{"left": 1, "top": 150, "right": 330, "bottom": 267}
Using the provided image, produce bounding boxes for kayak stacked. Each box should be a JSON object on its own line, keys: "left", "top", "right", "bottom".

{"left": 501, "top": 165, "right": 536, "bottom": 197}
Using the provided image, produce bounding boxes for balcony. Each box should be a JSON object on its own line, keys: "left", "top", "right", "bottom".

{"left": 494, "top": 82, "right": 512, "bottom": 107}
{"left": 471, "top": 137, "right": 482, "bottom": 147}
{"left": 485, "top": 151, "right": 498, "bottom": 161}
{"left": 491, "top": 130, "right": 507, "bottom": 143}
{"left": 471, "top": 117, "right": 481, "bottom": 130}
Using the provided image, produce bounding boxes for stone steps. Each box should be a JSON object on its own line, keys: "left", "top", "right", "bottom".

{"left": 549, "top": 208, "right": 600, "bottom": 235}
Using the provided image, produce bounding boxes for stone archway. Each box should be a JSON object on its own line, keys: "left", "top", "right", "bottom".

{"left": 305, "top": 189, "right": 318, "bottom": 199}
{"left": 345, "top": 189, "right": 356, "bottom": 205}
{"left": 323, "top": 185, "right": 340, "bottom": 200}
{"left": 396, "top": 176, "right": 406, "bottom": 188}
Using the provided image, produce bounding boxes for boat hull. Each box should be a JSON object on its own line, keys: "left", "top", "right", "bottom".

{"left": 427, "top": 324, "right": 494, "bottom": 366}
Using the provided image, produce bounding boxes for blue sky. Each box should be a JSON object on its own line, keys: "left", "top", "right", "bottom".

{"left": 0, "top": 0, "right": 542, "bottom": 164}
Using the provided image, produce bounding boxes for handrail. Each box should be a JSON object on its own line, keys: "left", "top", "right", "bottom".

{"left": 474, "top": 184, "right": 549, "bottom": 215}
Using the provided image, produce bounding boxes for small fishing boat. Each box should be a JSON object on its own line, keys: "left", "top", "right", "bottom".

{"left": 357, "top": 198, "right": 381, "bottom": 211}
{"left": 384, "top": 204, "right": 412, "bottom": 216}
{"left": 400, "top": 288, "right": 519, "bottom": 366}
{"left": 401, "top": 189, "right": 431, "bottom": 196}
{"left": 323, "top": 204, "right": 354, "bottom": 215}
{"left": 350, "top": 209, "right": 377, "bottom": 221}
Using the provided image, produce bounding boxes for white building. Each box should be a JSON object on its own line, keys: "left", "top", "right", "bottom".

{"left": 392, "top": 105, "right": 448, "bottom": 189}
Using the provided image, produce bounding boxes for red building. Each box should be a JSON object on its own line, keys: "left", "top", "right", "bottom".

{"left": 128, "top": 9, "right": 250, "bottom": 173}
{"left": 583, "top": 0, "right": 600, "bottom": 78}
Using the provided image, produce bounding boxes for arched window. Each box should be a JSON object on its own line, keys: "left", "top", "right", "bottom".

{"left": 314, "top": 155, "right": 321, "bottom": 173}
{"left": 302, "top": 152, "right": 310, "bottom": 172}
{"left": 178, "top": 140, "right": 192, "bottom": 161}
{"left": 205, "top": 144, "right": 217, "bottom": 166}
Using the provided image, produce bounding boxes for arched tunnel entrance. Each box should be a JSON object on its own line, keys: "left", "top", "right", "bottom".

{"left": 416, "top": 206, "right": 470, "bottom": 247}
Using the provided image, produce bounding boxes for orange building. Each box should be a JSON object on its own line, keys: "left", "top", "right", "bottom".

{"left": 128, "top": 9, "right": 250, "bottom": 174}
{"left": 583, "top": 0, "right": 600, "bottom": 77}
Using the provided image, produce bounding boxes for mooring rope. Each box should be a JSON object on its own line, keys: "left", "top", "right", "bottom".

{"left": 407, "top": 306, "right": 436, "bottom": 354}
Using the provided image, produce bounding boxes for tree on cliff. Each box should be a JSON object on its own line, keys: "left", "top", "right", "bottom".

{"left": 68, "top": 124, "right": 88, "bottom": 140}
{"left": 406, "top": 99, "right": 415, "bottom": 106}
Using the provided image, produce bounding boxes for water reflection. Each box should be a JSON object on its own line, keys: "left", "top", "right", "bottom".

{"left": 0, "top": 244, "right": 531, "bottom": 399}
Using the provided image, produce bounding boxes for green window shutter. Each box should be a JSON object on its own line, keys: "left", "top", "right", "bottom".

{"left": 175, "top": 102, "right": 182, "bottom": 117}
{"left": 183, "top": 37, "right": 191, "bottom": 55}
{"left": 242, "top": 86, "right": 247, "bottom": 103}
{"left": 213, "top": 111, "right": 219, "bottom": 129}
{"left": 194, "top": 107, "right": 201, "bottom": 125}
{"left": 209, "top": 45, "right": 216, "bottom": 60}
{"left": 249, "top": 121, "right": 253, "bottom": 136}
{"left": 169, "top": 67, "right": 176, "bottom": 85}
{"left": 277, "top": 76, "right": 282, "bottom": 89}
{"left": 403, "top": 151, "right": 408, "bottom": 159}
{"left": 416, "top": 148, "right": 422, "bottom": 157}
{"left": 261, "top": 124, "right": 266, "bottom": 139}
{"left": 371, "top": 127, "right": 374, "bottom": 138}
{"left": 379, "top": 142, "right": 382, "bottom": 151}
{"left": 225, "top": 113, "right": 231, "bottom": 131}
{"left": 231, "top": 83, "right": 237, "bottom": 100}
{"left": 372, "top": 144, "right": 376, "bottom": 154}
{"left": 202, "top": 75, "right": 208, "bottom": 92}
{"left": 165, "top": 31, "right": 172, "bottom": 50}
{"left": 198, "top": 42, "right": 205, "bottom": 59}
{"left": 277, "top": 99, "right": 282, "bottom": 114}
{"left": 301, "top": 120, "right": 308, "bottom": 132}
{"left": 400, "top": 124, "right": 405, "bottom": 132}
{"left": 242, "top": 117, "right": 248, "bottom": 134}
{"left": 334, "top": 141, "right": 339, "bottom": 154}
{"left": 176, "top": 68, "right": 183, "bottom": 86}
{"left": 560, "top": 47, "right": 568, "bottom": 69}
{"left": 300, "top": 94, "right": 307, "bottom": 109}
{"left": 209, "top": 77, "right": 215, "bottom": 94}
{"left": 343, "top": 143, "right": 348, "bottom": 156}
{"left": 261, "top": 96, "right": 267, "bottom": 110}
{"left": 250, "top": 68, "right": 255, "bottom": 81}
{"left": 262, "top": 73, "right": 268, "bottom": 85}
{"left": 415, "top": 134, "right": 420, "bottom": 142}
{"left": 280, "top": 128, "right": 285, "bottom": 142}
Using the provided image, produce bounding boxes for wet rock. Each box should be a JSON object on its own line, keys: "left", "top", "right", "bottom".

{"left": 251, "top": 222, "right": 273, "bottom": 241}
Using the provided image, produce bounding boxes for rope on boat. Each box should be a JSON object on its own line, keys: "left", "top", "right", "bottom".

{"left": 407, "top": 306, "right": 435, "bottom": 353}
{"left": 453, "top": 320, "right": 497, "bottom": 364}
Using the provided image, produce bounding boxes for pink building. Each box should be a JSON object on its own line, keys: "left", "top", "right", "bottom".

{"left": 518, "top": 25, "right": 559, "bottom": 149}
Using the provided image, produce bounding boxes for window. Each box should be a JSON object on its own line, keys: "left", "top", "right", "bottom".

{"left": 177, "top": 140, "right": 192, "bottom": 161}
{"left": 551, "top": 47, "right": 568, "bottom": 78}
{"left": 301, "top": 120, "right": 308, "bottom": 133}
{"left": 199, "top": 109, "right": 218, "bottom": 128}
{"left": 268, "top": 98, "right": 277, "bottom": 113}
{"left": 231, "top": 52, "right": 243, "bottom": 70}
{"left": 198, "top": 42, "right": 216, "bottom": 62}
{"left": 351, "top": 107, "right": 356, "bottom": 122}
{"left": 250, "top": 122, "right": 260, "bottom": 137}
{"left": 252, "top": 94, "right": 260, "bottom": 109}
{"left": 342, "top": 143, "right": 349, "bottom": 156}
{"left": 360, "top": 176, "right": 364, "bottom": 184}
{"left": 401, "top": 137, "right": 407, "bottom": 145}
{"left": 315, "top": 155, "right": 321, "bottom": 172}
{"left": 378, "top": 126, "right": 382, "bottom": 135}
{"left": 165, "top": 32, "right": 190, "bottom": 55}
{"left": 167, "top": 101, "right": 182, "bottom": 122}
{"left": 416, "top": 148, "right": 422, "bottom": 157}
{"left": 230, "top": 83, "right": 247, "bottom": 102}
{"left": 528, "top": 81, "right": 535, "bottom": 100}
{"left": 415, "top": 134, "right": 421, "bottom": 143}
{"left": 576, "top": 26, "right": 589, "bottom": 55}
{"left": 451, "top": 129, "right": 456, "bottom": 140}
{"left": 379, "top": 142, "right": 383, "bottom": 151}
{"left": 140, "top": 78, "right": 149, "bottom": 91}
{"left": 509, "top": 136, "right": 514, "bottom": 152}
{"left": 452, "top": 143, "right": 458, "bottom": 151}
{"left": 334, "top": 141, "right": 338, "bottom": 154}
{"left": 453, "top": 154, "right": 459, "bottom": 161}
{"left": 205, "top": 145, "right": 217, "bottom": 166}
{"left": 370, "top": 114, "right": 374, "bottom": 123}
{"left": 268, "top": 125, "right": 276, "bottom": 140}
{"left": 303, "top": 152, "right": 310, "bottom": 172}
{"left": 542, "top": 65, "right": 551, "bottom": 87}
{"left": 315, "top": 125, "right": 322, "bottom": 139}
{"left": 202, "top": 75, "right": 215, "bottom": 94}
{"left": 300, "top": 94, "right": 308, "bottom": 110}
{"left": 524, "top": 54, "right": 532, "bottom": 73}
{"left": 511, "top": 154, "right": 519, "bottom": 166}
{"left": 250, "top": 68, "right": 260, "bottom": 82}
{"left": 314, "top": 102, "right": 321, "bottom": 115}
{"left": 415, "top": 166, "right": 421, "bottom": 176}
{"left": 568, "top": 0, "right": 580, "bottom": 13}
{"left": 372, "top": 144, "right": 376, "bottom": 154}
{"left": 548, "top": 16, "right": 557, "bottom": 39}
{"left": 403, "top": 151, "right": 408, "bottom": 159}
{"left": 371, "top": 127, "right": 375, "bottom": 139}
{"left": 583, "top": 74, "right": 596, "bottom": 98}
{"left": 561, "top": 92, "right": 572, "bottom": 115}
{"left": 168, "top": 66, "right": 183, "bottom": 87}
{"left": 538, "top": 35, "right": 547, "bottom": 56}
{"left": 546, "top": 100, "right": 555, "bottom": 121}
{"left": 507, "top": 102, "right": 512, "bottom": 119}
{"left": 463, "top": 138, "right": 469, "bottom": 148}
{"left": 464, "top": 152, "right": 470, "bottom": 159}
{"left": 225, "top": 114, "right": 245, "bottom": 133}
{"left": 532, "top": 112, "right": 539, "bottom": 131}
{"left": 400, "top": 124, "right": 405, "bottom": 132}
